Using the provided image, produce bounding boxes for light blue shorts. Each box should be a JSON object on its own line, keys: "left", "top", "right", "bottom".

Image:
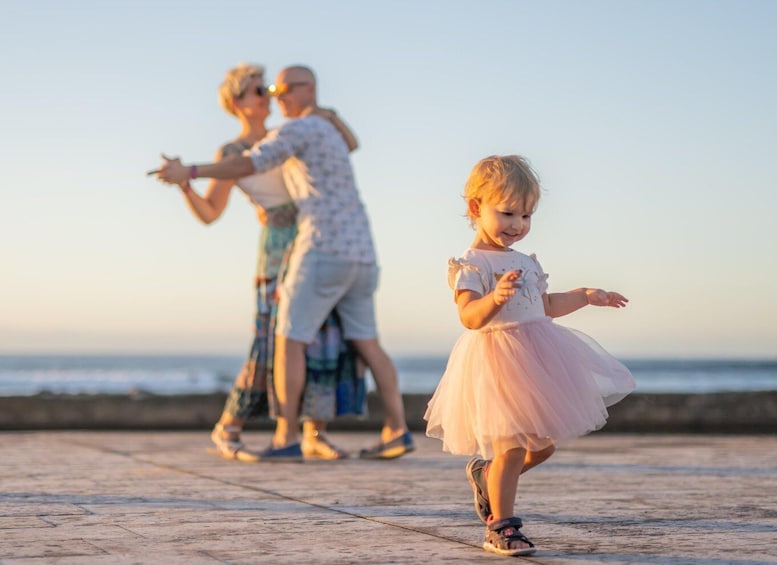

{"left": 276, "top": 250, "right": 379, "bottom": 343}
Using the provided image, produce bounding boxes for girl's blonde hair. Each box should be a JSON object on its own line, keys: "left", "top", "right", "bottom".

{"left": 464, "top": 155, "right": 541, "bottom": 227}
{"left": 217, "top": 63, "right": 265, "bottom": 117}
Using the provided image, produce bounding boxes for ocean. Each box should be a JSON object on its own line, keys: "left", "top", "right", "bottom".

{"left": 1, "top": 354, "right": 777, "bottom": 397}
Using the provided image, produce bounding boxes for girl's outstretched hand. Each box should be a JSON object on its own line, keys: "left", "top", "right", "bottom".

{"left": 493, "top": 270, "right": 522, "bottom": 306}
{"left": 586, "top": 289, "right": 629, "bottom": 308}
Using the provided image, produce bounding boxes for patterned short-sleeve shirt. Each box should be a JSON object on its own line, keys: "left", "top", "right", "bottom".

{"left": 248, "top": 115, "right": 376, "bottom": 263}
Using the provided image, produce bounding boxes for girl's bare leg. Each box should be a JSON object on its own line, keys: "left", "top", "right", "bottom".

{"left": 487, "top": 447, "right": 526, "bottom": 521}
{"left": 522, "top": 443, "right": 555, "bottom": 474}
{"left": 486, "top": 446, "right": 533, "bottom": 552}
{"left": 483, "top": 443, "right": 555, "bottom": 482}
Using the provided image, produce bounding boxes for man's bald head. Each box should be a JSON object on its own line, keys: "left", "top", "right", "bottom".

{"left": 282, "top": 65, "right": 316, "bottom": 84}
{"left": 273, "top": 65, "right": 317, "bottom": 117}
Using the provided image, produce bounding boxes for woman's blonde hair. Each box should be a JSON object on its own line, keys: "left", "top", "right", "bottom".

{"left": 464, "top": 155, "right": 541, "bottom": 227}
{"left": 217, "top": 63, "right": 265, "bottom": 117}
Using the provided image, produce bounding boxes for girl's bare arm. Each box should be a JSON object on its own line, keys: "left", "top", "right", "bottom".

{"left": 543, "top": 288, "right": 628, "bottom": 318}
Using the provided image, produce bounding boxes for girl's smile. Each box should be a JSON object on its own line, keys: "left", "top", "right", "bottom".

{"left": 470, "top": 199, "right": 534, "bottom": 251}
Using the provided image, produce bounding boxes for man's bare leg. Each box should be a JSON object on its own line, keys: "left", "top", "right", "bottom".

{"left": 272, "top": 335, "right": 307, "bottom": 447}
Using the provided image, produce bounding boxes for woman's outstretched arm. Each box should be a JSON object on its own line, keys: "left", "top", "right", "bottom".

{"left": 176, "top": 146, "right": 240, "bottom": 224}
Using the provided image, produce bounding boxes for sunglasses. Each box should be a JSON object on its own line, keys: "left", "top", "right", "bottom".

{"left": 268, "top": 82, "right": 311, "bottom": 97}
{"left": 239, "top": 85, "right": 268, "bottom": 98}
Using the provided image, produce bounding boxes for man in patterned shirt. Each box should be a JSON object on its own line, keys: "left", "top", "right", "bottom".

{"left": 156, "top": 65, "right": 414, "bottom": 461}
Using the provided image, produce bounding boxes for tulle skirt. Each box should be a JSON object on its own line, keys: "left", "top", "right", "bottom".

{"left": 424, "top": 316, "right": 635, "bottom": 459}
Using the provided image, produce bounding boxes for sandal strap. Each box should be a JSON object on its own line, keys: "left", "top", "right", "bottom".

{"left": 488, "top": 517, "right": 524, "bottom": 531}
{"left": 310, "top": 434, "right": 337, "bottom": 450}
{"left": 485, "top": 516, "right": 534, "bottom": 550}
{"left": 211, "top": 425, "right": 245, "bottom": 457}
{"left": 302, "top": 432, "right": 348, "bottom": 458}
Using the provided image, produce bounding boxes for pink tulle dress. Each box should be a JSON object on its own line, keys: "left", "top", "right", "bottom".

{"left": 424, "top": 248, "right": 636, "bottom": 459}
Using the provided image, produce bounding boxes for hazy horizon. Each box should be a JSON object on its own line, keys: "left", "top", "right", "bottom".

{"left": 1, "top": 350, "right": 775, "bottom": 362}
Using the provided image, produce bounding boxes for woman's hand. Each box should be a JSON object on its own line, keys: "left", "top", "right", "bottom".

{"left": 300, "top": 105, "right": 336, "bottom": 120}
{"left": 156, "top": 154, "right": 190, "bottom": 186}
{"left": 300, "top": 106, "right": 358, "bottom": 151}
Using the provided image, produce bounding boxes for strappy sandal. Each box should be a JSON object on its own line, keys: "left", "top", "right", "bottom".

{"left": 465, "top": 457, "right": 491, "bottom": 523}
{"left": 208, "top": 424, "right": 260, "bottom": 462}
{"left": 301, "top": 431, "right": 349, "bottom": 460}
{"left": 483, "top": 517, "right": 536, "bottom": 557}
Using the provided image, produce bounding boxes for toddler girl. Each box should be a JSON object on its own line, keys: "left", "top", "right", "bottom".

{"left": 424, "top": 155, "right": 635, "bottom": 557}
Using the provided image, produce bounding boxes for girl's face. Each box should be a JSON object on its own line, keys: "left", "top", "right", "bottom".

{"left": 470, "top": 197, "right": 533, "bottom": 251}
{"left": 232, "top": 76, "right": 271, "bottom": 121}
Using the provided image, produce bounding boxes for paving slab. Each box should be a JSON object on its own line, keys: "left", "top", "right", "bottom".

{"left": 0, "top": 432, "right": 775, "bottom": 564}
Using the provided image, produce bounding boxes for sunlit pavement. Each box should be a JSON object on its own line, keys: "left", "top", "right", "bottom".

{"left": 1, "top": 432, "right": 775, "bottom": 564}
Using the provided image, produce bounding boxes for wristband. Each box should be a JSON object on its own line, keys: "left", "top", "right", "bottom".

{"left": 189, "top": 165, "right": 198, "bottom": 180}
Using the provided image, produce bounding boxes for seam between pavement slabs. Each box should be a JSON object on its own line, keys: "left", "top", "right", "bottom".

{"left": 60, "top": 437, "right": 481, "bottom": 551}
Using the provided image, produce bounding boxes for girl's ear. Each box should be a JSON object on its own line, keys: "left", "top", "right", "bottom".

{"left": 467, "top": 198, "right": 480, "bottom": 217}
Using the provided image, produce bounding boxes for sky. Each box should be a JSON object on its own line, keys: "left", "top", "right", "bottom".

{"left": 1, "top": 0, "right": 776, "bottom": 359}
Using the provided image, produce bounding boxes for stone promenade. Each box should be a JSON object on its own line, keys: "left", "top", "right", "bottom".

{"left": 0, "top": 432, "right": 775, "bottom": 564}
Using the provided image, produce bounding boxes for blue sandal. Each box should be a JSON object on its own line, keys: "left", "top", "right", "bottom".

{"left": 483, "top": 517, "right": 536, "bottom": 557}
{"left": 358, "top": 431, "right": 415, "bottom": 460}
{"left": 255, "top": 442, "right": 303, "bottom": 463}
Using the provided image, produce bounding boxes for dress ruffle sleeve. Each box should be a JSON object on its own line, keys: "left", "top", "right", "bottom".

{"left": 447, "top": 257, "right": 486, "bottom": 295}
{"left": 529, "top": 254, "right": 550, "bottom": 294}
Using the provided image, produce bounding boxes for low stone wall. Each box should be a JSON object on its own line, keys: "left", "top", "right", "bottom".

{"left": 1, "top": 392, "right": 776, "bottom": 433}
